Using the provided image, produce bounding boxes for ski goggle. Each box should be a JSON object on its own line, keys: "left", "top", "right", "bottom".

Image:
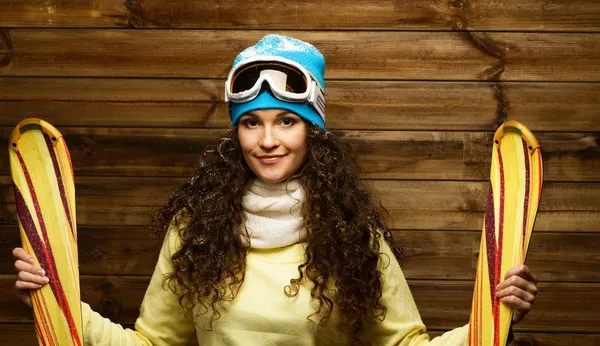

{"left": 224, "top": 57, "right": 326, "bottom": 119}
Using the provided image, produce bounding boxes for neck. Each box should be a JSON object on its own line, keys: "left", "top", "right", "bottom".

{"left": 241, "top": 178, "right": 307, "bottom": 249}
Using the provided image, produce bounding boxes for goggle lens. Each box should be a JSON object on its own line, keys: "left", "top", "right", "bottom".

{"left": 231, "top": 62, "right": 308, "bottom": 94}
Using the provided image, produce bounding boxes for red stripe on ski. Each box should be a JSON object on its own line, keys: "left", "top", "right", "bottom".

{"left": 484, "top": 184, "right": 496, "bottom": 312}
{"left": 39, "top": 293, "right": 58, "bottom": 346}
{"left": 535, "top": 149, "right": 542, "bottom": 198}
{"left": 33, "top": 292, "right": 55, "bottom": 346}
{"left": 43, "top": 133, "right": 75, "bottom": 239}
{"left": 14, "top": 152, "right": 82, "bottom": 346}
{"left": 522, "top": 139, "right": 531, "bottom": 252}
{"left": 32, "top": 295, "right": 50, "bottom": 345}
{"left": 495, "top": 147, "right": 506, "bottom": 346}
{"left": 34, "top": 322, "right": 47, "bottom": 346}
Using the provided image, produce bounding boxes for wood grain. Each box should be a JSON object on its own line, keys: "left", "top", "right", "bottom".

{"left": 1, "top": 79, "right": 599, "bottom": 132}
{"left": 1, "top": 30, "right": 600, "bottom": 81}
{"left": 408, "top": 280, "right": 600, "bottom": 332}
{"left": 1, "top": 276, "right": 598, "bottom": 332}
{"left": 1, "top": 178, "right": 599, "bottom": 231}
{"left": 2, "top": 204, "right": 597, "bottom": 233}
{"left": 1, "top": 0, "right": 597, "bottom": 341}
{"left": 0, "top": 128, "right": 598, "bottom": 181}
{"left": 394, "top": 229, "right": 600, "bottom": 282}
{"left": 0, "top": 225, "right": 160, "bottom": 275}
{"left": 1, "top": 177, "right": 598, "bottom": 213}
{"left": 1, "top": 0, "right": 599, "bottom": 31}
{"left": 2, "top": 225, "right": 598, "bottom": 282}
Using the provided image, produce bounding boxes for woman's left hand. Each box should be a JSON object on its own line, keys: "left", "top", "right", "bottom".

{"left": 495, "top": 264, "right": 538, "bottom": 324}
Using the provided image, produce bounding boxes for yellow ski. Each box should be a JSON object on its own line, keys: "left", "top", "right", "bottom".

{"left": 9, "top": 119, "right": 82, "bottom": 346}
{"left": 468, "top": 120, "right": 543, "bottom": 345}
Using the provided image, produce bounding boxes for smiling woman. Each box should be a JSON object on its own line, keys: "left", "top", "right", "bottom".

{"left": 238, "top": 109, "right": 307, "bottom": 183}
{"left": 12, "top": 34, "right": 539, "bottom": 345}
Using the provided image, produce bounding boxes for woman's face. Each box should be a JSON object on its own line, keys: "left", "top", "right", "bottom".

{"left": 238, "top": 109, "right": 308, "bottom": 183}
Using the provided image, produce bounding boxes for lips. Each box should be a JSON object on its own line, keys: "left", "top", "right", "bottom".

{"left": 256, "top": 155, "right": 286, "bottom": 164}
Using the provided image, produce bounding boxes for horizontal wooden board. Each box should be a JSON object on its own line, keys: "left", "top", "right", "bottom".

{"left": 395, "top": 229, "right": 600, "bottom": 282}
{"left": 1, "top": 79, "right": 599, "bottom": 131}
{"left": 1, "top": 324, "right": 598, "bottom": 346}
{"left": 1, "top": 0, "right": 599, "bottom": 31}
{"left": 1, "top": 276, "right": 598, "bottom": 332}
{"left": 2, "top": 225, "right": 598, "bottom": 282}
{"left": 0, "top": 128, "right": 598, "bottom": 181}
{"left": 2, "top": 204, "right": 598, "bottom": 233}
{"left": 0, "top": 323, "right": 202, "bottom": 345}
{"left": 1, "top": 177, "right": 598, "bottom": 213}
{"left": 0, "top": 324, "right": 38, "bottom": 345}
{"left": 1, "top": 30, "right": 600, "bottom": 81}
{"left": 409, "top": 281, "right": 600, "bottom": 333}
{"left": 0, "top": 225, "right": 160, "bottom": 276}
{"left": 1, "top": 178, "right": 599, "bottom": 231}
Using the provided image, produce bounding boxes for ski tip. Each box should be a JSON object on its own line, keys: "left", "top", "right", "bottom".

{"left": 493, "top": 120, "right": 540, "bottom": 151}
{"left": 9, "top": 118, "right": 64, "bottom": 151}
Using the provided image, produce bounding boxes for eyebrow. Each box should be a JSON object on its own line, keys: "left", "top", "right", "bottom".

{"left": 276, "top": 110, "right": 293, "bottom": 117}
{"left": 243, "top": 110, "right": 295, "bottom": 118}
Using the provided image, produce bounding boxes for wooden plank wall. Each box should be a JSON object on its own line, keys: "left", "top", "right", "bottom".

{"left": 1, "top": 1, "right": 599, "bottom": 345}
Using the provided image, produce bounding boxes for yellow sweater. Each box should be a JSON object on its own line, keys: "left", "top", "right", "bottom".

{"left": 81, "top": 222, "right": 468, "bottom": 345}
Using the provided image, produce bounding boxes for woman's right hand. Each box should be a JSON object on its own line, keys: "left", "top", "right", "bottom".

{"left": 13, "top": 247, "right": 49, "bottom": 308}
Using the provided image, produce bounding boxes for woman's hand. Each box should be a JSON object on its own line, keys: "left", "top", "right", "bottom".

{"left": 13, "top": 247, "right": 50, "bottom": 308}
{"left": 496, "top": 264, "right": 538, "bottom": 324}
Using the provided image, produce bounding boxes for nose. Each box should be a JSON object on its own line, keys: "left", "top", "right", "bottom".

{"left": 259, "top": 125, "right": 280, "bottom": 150}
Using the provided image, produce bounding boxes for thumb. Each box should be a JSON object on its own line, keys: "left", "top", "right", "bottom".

{"left": 15, "top": 287, "right": 32, "bottom": 308}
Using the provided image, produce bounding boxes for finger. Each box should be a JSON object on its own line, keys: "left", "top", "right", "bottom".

{"left": 499, "top": 294, "right": 532, "bottom": 308}
{"left": 501, "top": 295, "right": 532, "bottom": 324}
{"left": 497, "top": 268, "right": 538, "bottom": 292}
{"left": 500, "top": 294, "right": 532, "bottom": 322}
{"left": 12, "top": 248, "right": 35, "bottom": 264}
{"left": 17, "top": 271, "right": 50, "bottom": 285}
{"left": 15, "top": 280, "right": 44, "bottom": 290}
{"left": 497, "top": 275, "right": 538, "bottom": 297}
{"left": 496, "top": 285, "right": 536, "bottom": 304}
{"left": 503, "top": 264, "right": 538, "bottom": 284}
{"left": 13, "top": 286, "right": 33, "bottom": 308}
{"left": 14, "top": 260, "right": 44, "bottom": 276}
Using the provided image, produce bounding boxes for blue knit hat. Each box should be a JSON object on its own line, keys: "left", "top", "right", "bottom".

{"left": 228, "top": 35, "right": 326, "bottom": 129}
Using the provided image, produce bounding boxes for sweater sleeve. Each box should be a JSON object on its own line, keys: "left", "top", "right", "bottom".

{"left": 365, "top": 238, "right": 469, "bottom": 346}
{"left": 81, "top": 221, "right": 196, "bottom": 346}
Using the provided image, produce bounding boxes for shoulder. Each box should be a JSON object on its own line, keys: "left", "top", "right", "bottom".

{"left": 373, "top": 230, "right": 405, "bottom": 284}
{"left": 162, "top": 214, "right": 190, "bottom": 257}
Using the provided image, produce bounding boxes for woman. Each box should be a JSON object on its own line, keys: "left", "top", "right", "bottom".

{"left": 13, "top": 34, "right": 537, "bottom": 345}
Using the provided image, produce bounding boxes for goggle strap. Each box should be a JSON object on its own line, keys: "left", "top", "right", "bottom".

{"left": 309, "top": 82, "right": 326, "bottom": 120}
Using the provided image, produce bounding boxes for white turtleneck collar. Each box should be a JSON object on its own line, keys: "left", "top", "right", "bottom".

{"left": 240, "top": 179, "right": 307, "bottom": 249}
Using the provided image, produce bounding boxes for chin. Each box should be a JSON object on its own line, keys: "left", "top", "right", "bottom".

{"left": 258, "top": 176, "right": 286, "bottom": 183}
{"left": 256, "top": 172, "right": 290, "bottom": 183}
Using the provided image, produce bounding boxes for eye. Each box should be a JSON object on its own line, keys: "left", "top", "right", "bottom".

{"left": 242, "top": 118, "right": 260, "bottom": 128}
{"left": 280, "top": 117, "right": 297, "bottom": 127}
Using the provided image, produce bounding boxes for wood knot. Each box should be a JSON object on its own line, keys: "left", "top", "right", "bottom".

{"left": 0, "top": 29, "right": 13, "bottom": 67}
{"left": 478, "top": 60, "right": 505, "bottom": 80}
{"left": 100, "top": 297, "right": 122, "bottom": 319}
{"left": 450, "top": 16, "right": 467, "bottom": 31}
{"left": 492, "top": 84, "right": 509, "bottom": 127}
{"left": 450, "top": 0, "right": 465, "bottom": 9}
{"left": 514, "top": 336, "right": 535, "bottom": 346}
{"left": 124, "top": 0, "right": 138, "bottom": 8}
{"left": 100, "top": 280, "right": 114, "bottom": 293}
{"left": 0, "top": 29, "right": 12, "bottom": 51}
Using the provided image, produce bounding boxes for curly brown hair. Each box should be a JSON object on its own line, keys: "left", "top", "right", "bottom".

{"left": 153, "top": 122, "right": 404, "bottom": 342}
